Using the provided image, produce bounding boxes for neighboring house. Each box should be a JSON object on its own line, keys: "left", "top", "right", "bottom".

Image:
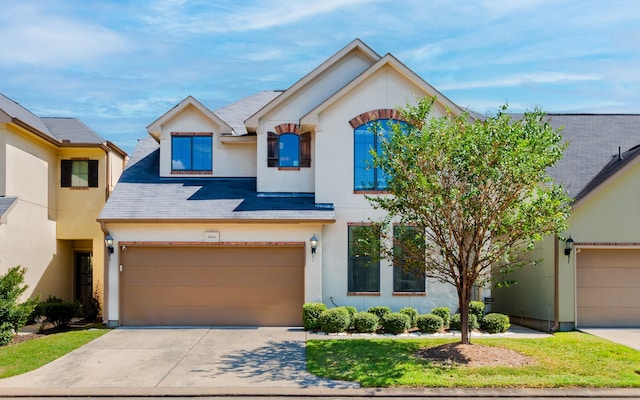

{"left": 98, "top": 39, "right": 473, "bottom": 327}
{"left": 0, "top": 93, "right": 127, "bottom": 310}
{"left": 493, "top": 114, "right": 640, "bottom": 330}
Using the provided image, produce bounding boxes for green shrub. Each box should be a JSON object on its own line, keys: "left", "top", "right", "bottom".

{"left": 0, "top": 266, "right": 37, "bottom": 346}
{"left": 367, "top": 306, "right": 391, "bottom": 320}
{"left": 399, "top": 307, "right": 418, "bottom": 328}
{"left": 318, "top": 307, "right": 350, "bottom": 333}
{"left": 469, "top": 301, "right": 485, "bottom": 321}
{"left": 353, "top": 311, "right": 379, "bottom": 333}
{"left": 416, "top": 313, "right": 444, "bottom": 333}
{"left": 381, "top": 312, "right": 410, "bottom": 334}
{"left": 344, "top": 306, "right": 357, "bottom": 329}
{"left": 431, "top": 307, "right": 451, "bottom": 328}
{"left": 302, "top": 302, "right": 327, "bottom": 331}
{"left": 450, "top": 313, "right": 480, "bottom": 331}
{"left": 79, "top": 287, "right": 101, "bottom": 322}
{"left": 482, "top": 313, "right": 511, "bottom": 333}
{"left": 37, "top": 296, "right": 79, "bottom": 328}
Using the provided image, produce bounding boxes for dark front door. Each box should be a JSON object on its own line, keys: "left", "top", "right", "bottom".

{"left": 75, "top": 252, "right": 93, "bottom": 301}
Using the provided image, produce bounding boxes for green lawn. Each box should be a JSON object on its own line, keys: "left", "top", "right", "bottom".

{"left": 307, "top": 332, "right": 640, "bottom": 387}
{"left": 0, "top": 329, "right": 109, "bottom": 378}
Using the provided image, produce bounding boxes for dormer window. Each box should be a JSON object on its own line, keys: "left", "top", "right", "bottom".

{"left": 267, "top": 123, "right": 311, "bottom": 169}
{"left": 171, "top": 132, "right": 212, "bottom": 174}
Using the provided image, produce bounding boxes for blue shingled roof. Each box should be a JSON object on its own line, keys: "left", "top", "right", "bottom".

{"left": 98, "top": 138, "right": 334, "bottom": 222}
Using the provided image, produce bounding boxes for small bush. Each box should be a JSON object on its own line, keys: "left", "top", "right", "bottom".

{"left": 399, "top": 307, "right": 418, "bottom": 328}
{"left": 431, "top": 307, "right": 451, "bottom": 328}
{"left": 302, "top": 302, "right": 327, "bottom": 331}
{"left": 344, "top": 306, "right": 357, "bottom": 329}
{"left": 318, "top": 307, "right": 350, "bottom": 333}
{"left": 469, "top": 301, "right": 485, "bottom": 321}
{"left": 450, "top": 313, "right": 479, "bottom": 331}
{"left": 79, "top": 286, "right": 101, "bottom": 322}
{"left": 381, "top": 312, "right": 410, "bottom": 334}
{"left": 37, "top": 296, "right": 79, "bottom": 328}
{"left": 416, "top": 313, "right": 444, "bottom": 333}
{"left": 353, "top": 311, "right": 379, "bottom": 333}
{"left": 482, "top": 313, "right": 511, "bottom": 333}
{"left": 0, "top": 266, "right": 38, "bottom": 346}
{"left": 367, "top": 306, "right": 391, "bottom": 320}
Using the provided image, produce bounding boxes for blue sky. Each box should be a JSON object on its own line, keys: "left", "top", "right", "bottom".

{"left": 1, "top": 0, "right": 639, "bottom": 154}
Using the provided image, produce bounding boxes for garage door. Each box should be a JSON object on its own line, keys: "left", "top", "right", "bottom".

{"left": 577, "top": 248, "right": 640, "bottom": 327}
{"left": 121, "top": 245, "right": 304, "bottom": 326}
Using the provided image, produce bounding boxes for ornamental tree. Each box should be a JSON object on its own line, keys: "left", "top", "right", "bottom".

{"left": 366, "top": 97, "right": 571, "bottom": 344}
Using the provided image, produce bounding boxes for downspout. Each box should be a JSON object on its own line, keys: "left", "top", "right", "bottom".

{"left": 551, "top": 236, "right": 560, "bottom": 332}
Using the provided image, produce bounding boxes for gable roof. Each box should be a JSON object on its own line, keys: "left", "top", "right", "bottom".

{"left": 214, "top": 90, "right": 281, "bottom": 135}
{"left": 98, "top": 137, "right": 335, "bottom": 223}
{"left": 542, "top": 114, "right": 640, "bottom": 200}
{"left": 146, "top": 96, "right": 234, "bottom": 139}
{"left": 244, "top": 38, "right": 381, "bottom": 130}
{"left": 301, "top": 53, "right": 465, "bottom": 127}
{"left": 0, "top": 92, "right": 111, "bottom": 148}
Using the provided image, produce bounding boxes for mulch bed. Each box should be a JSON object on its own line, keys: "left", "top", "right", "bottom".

{"left": 416, "top": 342, "right": 536, "bottom": 367}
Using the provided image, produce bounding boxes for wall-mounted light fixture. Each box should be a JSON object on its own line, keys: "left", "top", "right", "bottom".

{"left": 564, "top": 235, "right": 574, "bottom": 263}
{"left": 310, "top": 234, "right": 319, "bottom": 260}
{"left": 105, "top": 234, "right": 114, "bottom": 254}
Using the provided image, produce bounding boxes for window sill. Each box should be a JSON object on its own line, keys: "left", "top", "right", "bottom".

{"left": 392, "top": 292, "right": 427, "bottom": 296}
{"left": 69, "top": 187, "right": 91, "bottom": 190}
{"left": 278, "top": 167, "right": 301, "bottom": 171}
{"left": 171, "top": 170, "right": 213, "bottom": 175}
{"left": 353, "top": 190, "right": 391, "bottom": 195}
{"left": 347, "top": 292, "right": 380, "bottom": 296}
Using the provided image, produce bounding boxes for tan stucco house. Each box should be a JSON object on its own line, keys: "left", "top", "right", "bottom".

{"left": 493, "top": 114, "right": 640, "bottom": 330}
{"left": 98, "top": 39, "right": 473, "bottom": 327}
{"left": 97, "top": 38, "right": 640, "bottom": 329}
{"left": 0, "top": 93, "right": 127, "bottom": 310}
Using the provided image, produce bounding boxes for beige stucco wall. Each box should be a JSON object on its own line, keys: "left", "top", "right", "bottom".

{"left": 494, "top": 156, "right": 640, "bottom": 328}
{"left": 103, "top": 222, "right": 323, "bottom": 325}
{"left": 158, "top": 105, "right": 256, "bottom": 178}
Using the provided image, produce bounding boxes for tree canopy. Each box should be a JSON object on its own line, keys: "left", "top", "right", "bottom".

{"left": 367, "top": 97, "right": 572, "bottom": 344}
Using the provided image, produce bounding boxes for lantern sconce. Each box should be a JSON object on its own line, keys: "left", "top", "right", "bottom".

{"left": 310, "top": 234, "right": 319, "bottom": 260}
{"left": 105, "top": 234, "right": 115, "bottom": 255}
{"left": 564, "top": 235, "right": 574, "bottom": 263}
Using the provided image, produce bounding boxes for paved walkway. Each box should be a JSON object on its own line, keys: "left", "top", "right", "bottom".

{"left": 0, "top": 325, "right": 638, "bottom": 398}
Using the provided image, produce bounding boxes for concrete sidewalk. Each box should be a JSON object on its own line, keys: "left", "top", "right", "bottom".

{"left": 0, "top": 325, "right": 638, "bottom": 398}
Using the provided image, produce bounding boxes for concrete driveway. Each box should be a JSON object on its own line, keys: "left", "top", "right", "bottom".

{"left": 579, "top": 328, "right": 640, "bottom": 351}
{"left": 0, "top": 327, "right": 358, "bottom": 390}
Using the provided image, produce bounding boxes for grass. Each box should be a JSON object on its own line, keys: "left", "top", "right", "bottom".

{"left": 0, "top": 329, "right": 109, "bottom": 378}
{"left": 307, "top": 332, "right": 640, "bottom": 388}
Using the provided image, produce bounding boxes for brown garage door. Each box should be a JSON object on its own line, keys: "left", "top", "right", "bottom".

{"left": 121, "top": 245, "right": 304, "bottom": 326}
{"left": 577, "top": 248, "right": 640, "bottom": 327}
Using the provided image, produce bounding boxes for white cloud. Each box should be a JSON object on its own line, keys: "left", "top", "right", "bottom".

{"left": 0, "top": 4, "right": 132, "bottom": 67}
{"left": 440, "top": 73, "right": 602, "bottom": 91}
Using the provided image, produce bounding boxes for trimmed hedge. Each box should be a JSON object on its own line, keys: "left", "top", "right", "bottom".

{"left": 450, "top": 313, "right": 480, "bottom": 331}
{"left": 353, "top": 311, "right": 379, "bottom": 333}
{"left": 431, "top": 307, "right": 451, "bottom": 328}
{"left": 381, "top": 312, "right": 410, "bottom": 334}
{"left": 469, "top": 301, "right": 485, "bottom": 321}
{"left": 318, "top": 307, "right": 351, "bottom": 333}
{"left": 367, "top": 306, "right": 391, "bottom": 320}
{"left": 416, "top": 313, "right": 444, "bottom": 333}
{"left": 399, "top": 307, "right": 418, "bottom": 328}
{"left": 302, "top": 302, "right": 327, "bottom": 331}
{"left": 36, "top": 296, "right": 79, "bottom": 328}
{"left": 482, "top": 313, "right": 511, "bottom": 333}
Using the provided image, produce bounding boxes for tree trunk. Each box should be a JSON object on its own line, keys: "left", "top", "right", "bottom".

{"left": 459, "top": 278, "right": 472, "bottom": 345}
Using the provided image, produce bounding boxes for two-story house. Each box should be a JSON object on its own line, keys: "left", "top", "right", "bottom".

{"left": 0, "top": 93, "right": 127, "bottom": 311}
{"left": 98, "top": 39, "right": 468, "bottom": 327}
{"left": 98, "top": 39, "right": 640, "bottom": 330}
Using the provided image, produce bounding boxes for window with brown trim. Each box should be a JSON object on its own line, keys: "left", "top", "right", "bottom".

{"left": 61, "top": 159, "right": 98, "bottom": 188}
{"left": 267, "top": 131, "right": 311, "bottom": 168}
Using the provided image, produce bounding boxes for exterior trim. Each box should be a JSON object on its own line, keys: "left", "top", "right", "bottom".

{"left": 348, "top": 109, "right": 405, "bottom": 128}
{"left": 347, "top": 292, "right": 380, "bottom": 296}
{"left": 392, "top": 292, "right": 427, "bottom": 296}
{"left": 274, "top": 123, "right": 300, "bottom": 135}
{"left": 97, "top": 217, "right": 336, "bottom": 224}
{"left": 119, "top": 241, "right": 305, "bottom": 247}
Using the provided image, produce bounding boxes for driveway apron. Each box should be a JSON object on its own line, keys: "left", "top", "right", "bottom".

{"left": 0, "top": 327, "right": 358, "bottom": 389}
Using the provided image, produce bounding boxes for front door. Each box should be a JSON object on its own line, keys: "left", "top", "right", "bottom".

{"left": 75, "top": 252, "right": 93, "bottom": 301}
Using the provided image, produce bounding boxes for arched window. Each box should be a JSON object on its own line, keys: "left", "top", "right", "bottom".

{"left": 354, "top": 118, "right": 408, "bottom": 191}
{"left": 267, "top": 131, "right": 311, "bottom": 168}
